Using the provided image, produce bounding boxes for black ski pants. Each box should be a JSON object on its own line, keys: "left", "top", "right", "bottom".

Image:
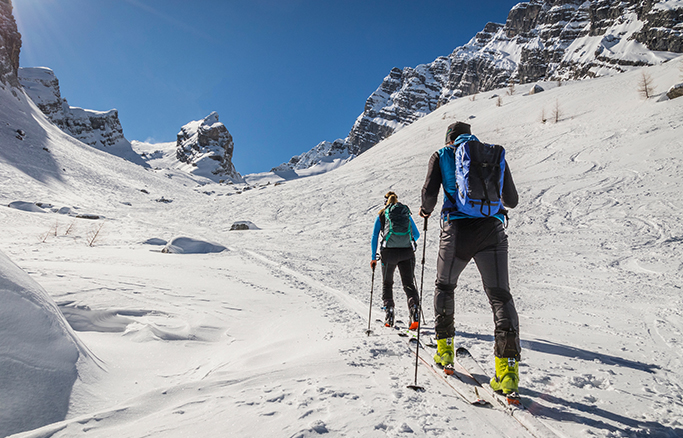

{"left": 434, "top": 217, "right": 521, "bottom": 359}
{"left": 379, "top": 247, "right": 420, "bottom": 311}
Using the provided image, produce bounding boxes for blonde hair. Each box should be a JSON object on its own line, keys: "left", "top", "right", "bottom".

{"left": 379, "top": 191, "right": 398, "bottom": 215}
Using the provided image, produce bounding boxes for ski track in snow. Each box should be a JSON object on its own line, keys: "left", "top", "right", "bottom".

{"left": 2, "top": 57, "right": 683, "bottom": 437}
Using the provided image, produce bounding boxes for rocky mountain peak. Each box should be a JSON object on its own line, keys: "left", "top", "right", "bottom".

{"left": 175, "top": 112, "right": 242, "bottom": 182}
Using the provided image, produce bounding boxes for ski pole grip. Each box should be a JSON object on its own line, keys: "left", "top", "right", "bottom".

{"left": 423, "top": 217, "right": 428, "bottom": 232}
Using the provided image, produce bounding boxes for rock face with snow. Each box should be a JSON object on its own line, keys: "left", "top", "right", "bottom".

{"left": 278, "top": 0, "right": 683, "bottom": 170}
{"left": 18, "top": 67, "right": 147, "bottom": 166}
{"left": 348, "top": 0, "right": 683, "bottom": 154}
{"left": 270, "top": 138, "right": 351, "bottom": 172}
{"left": 0, "top": 0, "right": 21, "bottom": 88}
{"left": 667, "top": 82, "right": 683, "bottom": 99}
{"left": 175, "top": 112, "right": 242, "bottom": 182}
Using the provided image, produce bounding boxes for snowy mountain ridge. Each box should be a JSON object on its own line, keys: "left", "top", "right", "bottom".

{"left": 275, "top": 0, "right": 683, "bottom": 172}
{"left": 269, "top": 138, "right": 352, "bottom": 173}
{"left": 17, "top": 67, "right": 148, "bottom": 167}
{"left": 17, "top": 66, "right": 242, "bottom": 183}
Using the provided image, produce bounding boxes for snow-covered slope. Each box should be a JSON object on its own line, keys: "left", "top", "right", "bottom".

{"left": 0, "top": 249, "right": 95, "bottom": 437}
{"left": 1, "top": 55, "right": 682, "bottom": 437}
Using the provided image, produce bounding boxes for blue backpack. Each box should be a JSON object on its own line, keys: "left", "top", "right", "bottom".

{"left": 446, "top": 140, "right": 506, "bottom": 217}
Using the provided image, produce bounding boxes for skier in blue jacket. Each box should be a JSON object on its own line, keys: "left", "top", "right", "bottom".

{"left": 370, "top": 191, "right": 421, "bottom": 329}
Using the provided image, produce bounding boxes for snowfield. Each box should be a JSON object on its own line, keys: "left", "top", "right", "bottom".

{"left": 1, "top": 56, "right": 683, "bottom": 437}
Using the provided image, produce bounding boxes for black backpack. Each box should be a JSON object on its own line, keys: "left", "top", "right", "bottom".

{"left": 381, "top": 203, "right": 413, "bottom": 248}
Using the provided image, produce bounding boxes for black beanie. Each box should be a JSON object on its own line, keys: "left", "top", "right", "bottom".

{"left": 445, "top": 122, "right": 471, "bottom": 144}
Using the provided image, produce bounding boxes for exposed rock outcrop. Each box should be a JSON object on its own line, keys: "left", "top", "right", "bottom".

{"left": 667, "top": 82, "right": 683, "bottom": 100}
{"left": 18, "top": 67, "right": 147, "bottom": 166}
{"left": 346, "top": 0, "right": 683, "bottom": 155}
{"left": 529, "top": 84, "right": 545, "bottom": 94}
{"left": 0, "top": 0, "right": 20, "bottom": 87}
{"left": 175, "top": 112, "right": 242, "bottom": 182}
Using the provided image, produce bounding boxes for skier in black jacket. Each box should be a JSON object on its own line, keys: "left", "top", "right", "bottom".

{"left": 419, "top": 121, "right": 522, "bottom": 397}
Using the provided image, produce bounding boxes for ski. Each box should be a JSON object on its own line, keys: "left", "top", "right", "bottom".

{"left": 455, "top": 347, "right": 521, "bottom": 406}
{"left": 396, "top": 323, "right": 436, "bottom": 346}
{"left": 454, "top": 347, "right": 560, "bottom": 438}
{"left": 407, "top": 339, "right": 489, "bottom": 406}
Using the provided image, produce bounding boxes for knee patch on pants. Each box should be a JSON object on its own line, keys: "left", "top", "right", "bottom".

{"left": 434, "top": 284, "right": 455, "bottom": 316}
{"left": 487, "top": 287, "right": 513, "bottom": 307}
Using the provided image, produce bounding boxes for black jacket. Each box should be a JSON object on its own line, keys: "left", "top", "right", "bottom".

{"left": 420, "top": 150, "right": 518, "bottom": 217}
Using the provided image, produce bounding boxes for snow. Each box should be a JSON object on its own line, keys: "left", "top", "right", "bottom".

{"left": 653, "top": 0, "right": 683, "bottom": 11}
{"left": 13, "top": 67, "right": 61, "bottom": 107}
{"left": 562, "top": 11, "right": 680, "bottom": 70}
{"left": 161, "top": 237, "right": 227, "bottom": 254}
{"left": 0, "top": 249, "right": 95, "bottom": 437}
{"left": 7, "top": 201, "right": 46, "bottom": 213}
{"left": 1, "top": 56, "right": 683, "bottom": 437}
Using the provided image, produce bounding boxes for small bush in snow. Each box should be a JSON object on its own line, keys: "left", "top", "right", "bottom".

{"left": 64, "top": 221, "right": 76, "bottom": 236}
{"left": 87, "top": 223, "right": 105, "bottom": 247}
{"left": 638, "top": 71, "right": 655, "bottom": 99}
{"left": 551, "top": 99, "right": 562, "bottom": 123}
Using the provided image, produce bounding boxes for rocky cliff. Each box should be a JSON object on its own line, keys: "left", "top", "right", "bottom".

{"left": 175, "top": 112, "right": 242, "bottom": 182}
{"left": 276, "top": 0, "right": 683, "bottom": 171}
{"left": 0, "top": 0, "right": 21, "bottom": 88}
{"left": 18, "top": 67, "right": 147, "bottom": 166}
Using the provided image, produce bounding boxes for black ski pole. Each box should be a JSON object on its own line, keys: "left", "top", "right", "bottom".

{"left": 365, "top": 266, "right": 375, "bottom": 336}
{"left": 408, "top": 216, "right": 428, "bottom": 391}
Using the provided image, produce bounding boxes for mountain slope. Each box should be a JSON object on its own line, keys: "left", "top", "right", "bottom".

{"left": 275, "top": 0, "right": 683, "bottom": 173}
{"left": 17, "top": 67, "right": 148, "bottom": 167}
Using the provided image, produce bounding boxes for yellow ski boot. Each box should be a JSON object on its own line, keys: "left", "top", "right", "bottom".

{"left": 490, "top": 356, "right": 519, "bottom": 395}
{"left": 433, "top": 338, "right": 454, "bottom": 367}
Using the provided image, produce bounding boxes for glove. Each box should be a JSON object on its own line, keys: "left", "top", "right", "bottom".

{"left": 370, "top": 260, "right": 377, "bottom": 271}
{"left": 419, "top": 207, "right": 431, "bottom": 218}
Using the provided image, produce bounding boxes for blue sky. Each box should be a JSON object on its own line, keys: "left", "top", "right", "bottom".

{"left": 14, "top": 0, "right": 521, "bottom": 175}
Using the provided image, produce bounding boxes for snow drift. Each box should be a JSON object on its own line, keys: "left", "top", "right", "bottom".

{"left": 0, "top": 249, "right": 92, "bottom": 436}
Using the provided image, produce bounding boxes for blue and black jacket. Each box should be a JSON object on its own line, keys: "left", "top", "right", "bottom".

{"left": 371, "top": 213, "right": 420, "bottom": 261}
{"left": 421, "top": 134, "right": 518, "bottom": 222}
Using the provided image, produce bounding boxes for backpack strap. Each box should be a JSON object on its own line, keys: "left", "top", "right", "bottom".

{"left": 443, "top": 189, "right": 458, "bottom": 206}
